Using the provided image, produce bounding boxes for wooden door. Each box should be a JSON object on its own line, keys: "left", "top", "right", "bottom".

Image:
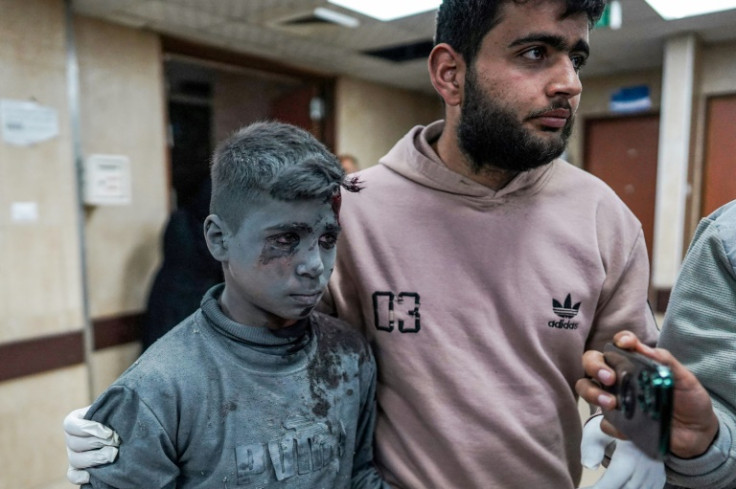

{"left": 702, "top": 95, "right": 736, "bottom": 216}
{"left": 584, "top": 114, "right": 660, "bottom": 259}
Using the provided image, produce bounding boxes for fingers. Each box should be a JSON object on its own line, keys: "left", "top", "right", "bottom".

{"left": 613, "top": 331, "right": 662, "bottom": 362}
{"left": 62, "top": 406, "right": 92, "bottom": 437}
{"left": 576, "top": 377, "right": 617, "bottom": 411}
{"left": 63, "top": 406, "right": 120, "bottom": 449}
{"left": 67, "top": 445, "right": 118, "bottom": 469}
{"left": 67, "top": 466, "right": 90, "bottom": 485}
{"left": 579, "top": 348, "right": 618, "bottom": 411}
{"left": 599, "top": 418, "right": 626, "bottom": 441}
{"left": 65, "top": 430, "right": 118, "bottom": 451}
{"left": 582, "top": 350, "right": 613, "bottom": 381}
{"left": 611, "top": 330, "right": 639, "bottom": 349}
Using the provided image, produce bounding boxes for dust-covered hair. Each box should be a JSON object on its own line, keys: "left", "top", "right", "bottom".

{"left": 435, "top": 0, "right": 606, "bottom": 66}
{"left": 210, "top": 121, "right": 357, "bottom": 230}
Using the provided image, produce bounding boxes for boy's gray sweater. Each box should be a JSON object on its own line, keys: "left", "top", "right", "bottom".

{"left": 83, "top": 284, "right": 388, "bottom": 489}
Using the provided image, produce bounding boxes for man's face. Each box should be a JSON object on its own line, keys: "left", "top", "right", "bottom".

{"left": 457, "top": 0, "right": 590, "bottom": 173}
{"left": 221, "top": 196, "right": 340, "bottom": 329}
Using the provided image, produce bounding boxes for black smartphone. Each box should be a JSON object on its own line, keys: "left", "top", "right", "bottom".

{"left": 602, "top": 343, "right": 674, "bottom": 459}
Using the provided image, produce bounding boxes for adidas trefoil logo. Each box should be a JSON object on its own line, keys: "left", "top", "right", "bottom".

{"left": 548, "top": 293, "right": 580, "bottom": 330}
{"left": 553, "top": 294, "right": 581, "bottom": 318}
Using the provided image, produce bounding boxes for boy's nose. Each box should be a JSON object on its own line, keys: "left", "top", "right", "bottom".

{"left": 296, "top": 247, "right": 325, "bottom": 278}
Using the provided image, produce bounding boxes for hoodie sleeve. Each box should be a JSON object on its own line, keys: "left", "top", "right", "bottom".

{"left": 586, "top": 201, "right": 659, "bottom": 353}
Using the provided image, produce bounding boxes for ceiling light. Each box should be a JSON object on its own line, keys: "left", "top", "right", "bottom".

{"left": 327, "top": 0, "right": 441, "bottom": 21}
{"left": 313, "top": 7, "right": 360, "bottom": 28}
{"left": 644, "top": 0, "right": 736, "bottom": 20}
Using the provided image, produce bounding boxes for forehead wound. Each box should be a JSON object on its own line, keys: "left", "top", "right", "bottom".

{"left": 331, "top": 190, "right": 342, "bottom": 223}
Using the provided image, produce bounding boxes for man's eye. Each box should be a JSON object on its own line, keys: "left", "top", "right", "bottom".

{"left": 522, "top": 47, "right": 545, "bottom": 61}
{"left": 319, "top": 233, "right": 338, "bottom": 249}
{"left": 571, "top": 54, "right": 587, "bottom": 72}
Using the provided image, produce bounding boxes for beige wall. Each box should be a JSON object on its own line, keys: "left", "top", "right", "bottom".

{"left": 700, "top": 39, "right": 736, "bottom": 96}
{"left": 75, "top": 16, "right": 169, "bottom": 318}
{"left": 0, "top": 366, "right": 87, "bottom": 489}
{"left": 0, "top": 1, "right": 168, "bottom": 487}
{"left": 335, "top": 77, "right": 443, "bottom": 170}
{"left": 0, "top": 0, "right": 82, "bottom": 344}
{"left": 0, "top": 2, "right": 83, "bottom": 484}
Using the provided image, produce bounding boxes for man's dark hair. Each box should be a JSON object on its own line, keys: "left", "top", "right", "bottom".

{"left": 435, "top": 0, "right": 606, "bottom": 66}
{"left": 210, "top": 121, "right": 346, "bottom": 231}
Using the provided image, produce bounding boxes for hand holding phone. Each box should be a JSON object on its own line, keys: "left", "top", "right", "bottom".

{"left": 602, "top": 343, "right": 674, "bottom": 459}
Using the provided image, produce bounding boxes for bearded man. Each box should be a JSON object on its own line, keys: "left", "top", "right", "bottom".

{"left": 326, "top": 1, "right": 658, "bottom": 487}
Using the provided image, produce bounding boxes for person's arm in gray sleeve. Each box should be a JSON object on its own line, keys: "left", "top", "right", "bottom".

{"left": 81, "top": 386, "right": 179, "bottom": 489}
{"left": 659, "top": 200, "right": 736, "bottom": 489}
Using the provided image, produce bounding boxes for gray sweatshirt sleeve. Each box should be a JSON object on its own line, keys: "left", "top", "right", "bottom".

{"left": 350, "top": 351, "right": 392, "bottom": 489}
{"left": 82, "top": 385, "right": 179, "bottom": 489}
{"left": 659, "top": 201, "right": 736, "bottom": 489}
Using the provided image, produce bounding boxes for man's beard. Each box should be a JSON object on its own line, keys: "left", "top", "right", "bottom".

{"left": 457, "top": 69, "right": 574, "bottom": 174}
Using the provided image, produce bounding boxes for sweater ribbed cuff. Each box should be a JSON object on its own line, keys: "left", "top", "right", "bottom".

{"left": 666, "top": 414, "right": 731, "bottom": 477}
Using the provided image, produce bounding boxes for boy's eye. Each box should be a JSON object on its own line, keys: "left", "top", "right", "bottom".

{"left": 319, "top": 233, "right": 338, "bottom": 250}
{"left": 271, "top": 233, "right": 300, "bottom": 248}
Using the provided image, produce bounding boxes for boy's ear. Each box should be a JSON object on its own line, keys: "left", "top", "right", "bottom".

{"left": 204, "top": 214, "right": 230, "bottom": 262}
{"left": 428, "top": 43, "right": 465, "bottom": 107}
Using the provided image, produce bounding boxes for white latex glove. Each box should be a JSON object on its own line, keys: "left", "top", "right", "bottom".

{"left": 579, "top": 414, "right": 666, "bottom": 489}
{"left": 63, "top": 405, "right": 120, "bottom": 485}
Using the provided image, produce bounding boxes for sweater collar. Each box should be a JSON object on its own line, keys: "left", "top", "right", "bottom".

{"left": 200, "top": 284, "right": 311, "bottom": 354}
{"left": 380, "top": 120, "right": 556, "bottom": 200}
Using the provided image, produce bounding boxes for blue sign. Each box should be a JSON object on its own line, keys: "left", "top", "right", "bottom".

{"left": 610, "top": 85, "right": 652, "bottom": 113}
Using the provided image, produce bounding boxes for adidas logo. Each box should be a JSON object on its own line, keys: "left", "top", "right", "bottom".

{"left": 548, "top": 294, "right": 580, "bottom": 330}
{"left": 553, "top": 294, "right": 580, "bottom": 318}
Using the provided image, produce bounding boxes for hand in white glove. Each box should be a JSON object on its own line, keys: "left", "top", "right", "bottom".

{"left": 579, "top": 415, "right": 666, "bottom": 489}
{"left": 63, "top": 405, "right": 120, "bottom": 485}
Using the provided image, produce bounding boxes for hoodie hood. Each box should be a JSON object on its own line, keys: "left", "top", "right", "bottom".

{"left": 379, "top": 120, "right": 557, "bottom": 201}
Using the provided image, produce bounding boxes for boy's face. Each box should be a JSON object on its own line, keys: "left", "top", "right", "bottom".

{"left": 218, "top": 196, "right": 341, "bottom": 329}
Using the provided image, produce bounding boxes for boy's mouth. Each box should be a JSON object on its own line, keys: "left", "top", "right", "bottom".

{"left": 290, "top": 292, "right": 322, "bottom": 306}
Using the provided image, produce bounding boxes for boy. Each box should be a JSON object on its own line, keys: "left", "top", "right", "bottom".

{"left": 75, "top": 121, "right": 388, "bottom": 488}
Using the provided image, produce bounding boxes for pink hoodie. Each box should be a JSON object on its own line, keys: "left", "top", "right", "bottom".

{"left": 325, "top": 121, "right": 658, "bottom": 488}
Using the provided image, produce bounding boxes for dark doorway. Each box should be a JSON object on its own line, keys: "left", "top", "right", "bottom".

{"left": 168, "top": 101, "right": 212, "bottom": 209}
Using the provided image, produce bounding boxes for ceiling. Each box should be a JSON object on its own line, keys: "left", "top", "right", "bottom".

{"left": 71, "top": 0, "right": 736, "bottom": 94}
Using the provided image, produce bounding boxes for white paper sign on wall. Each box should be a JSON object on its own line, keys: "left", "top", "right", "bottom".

{"left": 0, "top": 99, "right": 59, "bottom": 146}
{"left": 10, "top": 202, "right": 39, "bottom": 222}
{"left": 84, "top": 154, "right": 132, "bottom": 206}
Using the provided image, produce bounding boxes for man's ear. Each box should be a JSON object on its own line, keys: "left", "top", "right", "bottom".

{"left": 428, "top": 43, "right": 465, "bottom": 107}
{"left": 204, "top": 214, "right": 230, "bottom": 262}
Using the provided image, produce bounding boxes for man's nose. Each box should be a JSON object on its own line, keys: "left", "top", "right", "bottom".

{"left": 546, "top": 58, "right": 582, "bottom": 99}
